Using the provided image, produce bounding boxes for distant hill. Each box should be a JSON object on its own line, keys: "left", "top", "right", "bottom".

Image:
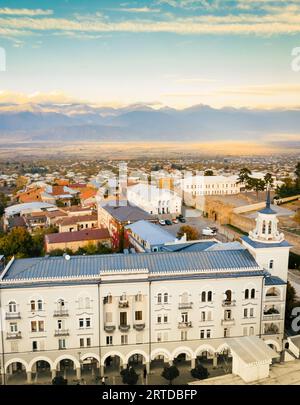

{"left": 0, "top": 103, "right": 299, "bottom": 146}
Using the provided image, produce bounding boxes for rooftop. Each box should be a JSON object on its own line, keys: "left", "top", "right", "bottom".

{"left": 45, "top": 228, "right": 110, "bottom": 244}
{"left": 102, "top": 202, "right": 154, "bottom": 223}
{"left": 125, "top": 220, "right": 175, "bottom": 245}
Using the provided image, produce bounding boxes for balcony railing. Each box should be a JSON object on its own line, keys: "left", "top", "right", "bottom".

{"left": 119, "top": 300, "right": 129, "bottom": 308}
{"left": 178, "top": 321, "right": 192, "bottom": 328}
{"left": 264, "top": 328, "right": 280, "bottom": 335}
{"left": 53, "top": 309, "right": 69, "bottom": 317}
{"left": 5, "top": 312, "right": 21, "bottom": 320}
{"left": 178, "top": 302, "right": 193, "bottom": 310}
{"left": 221, "top": 318, "right": 235, "bottom": 326}
{"left": 265, "top": 295, "right": 281, "bottom": 301}
{"left": 263, "top": 314, "right": 282, "bottom": 321}
{"left": 7, "top": 331, "right": 22, "bottom": 340}
{"left": 54, "top": 329, "right": 69, "bottom": 336}
{"left": 119, "top": 324, "right": 130, "bottom": 332}
{"left": 104, "top": 325, "right": 116, "bottom": 333}
{"left": 133, "top": 323, "right": 145, "bottom": 331}
{"left": 222, "top": 300, "right": 236, "bottom": 307}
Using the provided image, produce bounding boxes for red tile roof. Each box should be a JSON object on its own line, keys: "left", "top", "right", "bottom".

{"left": 45, "top": 228, "right": 110, "bottom": 244}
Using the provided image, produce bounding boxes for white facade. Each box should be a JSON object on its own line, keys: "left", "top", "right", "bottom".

{"left": 127, "top": 183, "right": 182, "bottom": 216}
{"left": 177, "top": 175, "right": 241, "bottom": 196}
{"left": 0, "top": 200, "right": 290, "bottom": 384}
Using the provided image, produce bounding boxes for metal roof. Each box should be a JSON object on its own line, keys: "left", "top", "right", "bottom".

{"left": 102, "top": 203, "right": 153, "bottom": 223}
{"left": 161, "top": 241, "right": 216, "bottom": 252}
{"left": 264, "top": 275, "right": 286, "bottom": 285}
{"left": 125, "top": 220, "right": 175, "bottom": 245}
{"left": 2, "top": 248, "right": 261, "bottom": 282}
{"left": 242, "top": 236, "right": 291, "bottom": 249}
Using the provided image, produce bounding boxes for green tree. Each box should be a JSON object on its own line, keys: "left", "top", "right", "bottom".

{"left": 237, "top": 168, "right": 252, "bottom": 185}
{"left": 0, "top": 227, "right": 35, "bottom": 258}
{"left": 191, "top": 364, "right": 209, "bottom": 380}
{"left": 177, "top": 225, "right": 200, "bottom": 241}
{"left": 120, "top": 367, "right": 139, "bottom": 385}
{"left": 0, "top": 192, "right": 8, "bottom": 216}
{"left": 161, "top": 365, "right": 179, "bottom": 385}
{"left": 204, "top": 170, "right": 214, "bottom": 176}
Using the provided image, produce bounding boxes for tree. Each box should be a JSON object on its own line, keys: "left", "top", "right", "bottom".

{"left": 0, "top": 227, "right": 35, "bottom": 258}
{"left": 52, "top": 376, "right": 68, "bottom": 385}
{"left": 204, "top": 170, "right": 214, "bottom": 176}
{"left": 0, "top": 192, "right": 8, "bottom": 216}
{"left": 177, "top": 225, "right": 200, "bottom": 241}
{"left": 14, "top": 176, "right": 28, "bottom": 192}
{"left": 120, "top": 367, "right": 139, "bottom": 385}
{"left": 285, "top": 281, "right": 298, "bottom": 328}
{"left": 295, "top": 162, "right": 300, "bottom": 189}
{"left": 237, "top": 168, "right": 252, "bottom": 185}
{"left": 248, "top": 178, "right": 266, "bottom": 200}
{"left": 191, "top": 364, "right": 209, "bottom": 380}
{"left": 264, "top": 173, "right": 274, "bottom": 189}
{"left": 161, "top": 365, "right": 179, "bottom": 385}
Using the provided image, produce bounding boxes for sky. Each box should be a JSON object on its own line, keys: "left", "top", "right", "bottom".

{"left": 0, "top": 0, "right": 299, "bottom": 108}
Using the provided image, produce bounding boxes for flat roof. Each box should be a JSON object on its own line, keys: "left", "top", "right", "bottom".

{"left": 125, "top": 220, "right": 175, "bottom": 245}
{"left": 45, "top": 228, "right": 110, "bottom": 244}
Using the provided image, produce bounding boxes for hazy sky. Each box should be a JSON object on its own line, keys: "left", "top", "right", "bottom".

{"left": 0, "top": 0, "right": 300, "bottom": 108}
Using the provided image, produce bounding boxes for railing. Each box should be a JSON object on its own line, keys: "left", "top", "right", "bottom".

{"left": 7, "top": 331, "right": 22, "bottom": 340}
{"left": 119, "top": 324, "right": 130, "bottom": 332}
{"left": 54, "top": 329, "right": 69, "bottom": 336}
{"left": 119, "top": 300, "right": 129, "bottom": 308}
{"left": 104, "top": 325, "right": 116, "bottom": 332}
{"left": 53, "top": 309, "right": 69, "bottom": 317}
{"left": 222, "top": 300, "right": 236, "bottom": 307}
{"left": 265, "top": 295, "right": 281, "bottom": 301}
{"left": 5, "top": 312, "right": 21, "bottom": 320}
{"left": 178, "top": 321, "right": 192, "bottom": 328}
{"left": 263, "top": 314, "right": 282, "bottom": 321}
{"left": 264, "top": 329, "right": 280, "bottom": 335}
{"left": 178, "top": 302, "right": 193, "bottom": 310}
{"left": 133, "top": 323, "right": 145, "bottom": 331}
{"left": 221, "top": 318, "right": 235, "bottom": 326}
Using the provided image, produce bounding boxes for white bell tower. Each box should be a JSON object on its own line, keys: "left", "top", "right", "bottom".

{"left": 242, "top": 190, "right": 291, "bottom": 282}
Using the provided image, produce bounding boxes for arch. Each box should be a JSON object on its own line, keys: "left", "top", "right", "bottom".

{"left": 101, "top": 351, "right": 125, "bottom": 366}
{"left": 8, "top": 300, "right": 17, "bottom": 313}
{"left": 171, "top": 346, "right": 194, "bottom": 360}
{"left": 125, "top": 349, "right": 149, "bottom": 364}
{"left": 266, "top": 287, "right": 280, "bottom": 297}
{"left": 216, "top": 342, "right": 231, "bottom": 354}
{"left": 5, "top": 358, "right": 29, "bottom": 373}
{"left": 150, "top": 348, "right": 172, "bottom": 362}
{"left": 28, "top": 356, "right": 54, "bottom": 371}
{"left": 264, "top": 339, "right": 281, "bottom": 352}
{"left": 195, "top": 344, "right": 216, "bottom": 358}
{"left": 53, "top": 354, "right": 80, "bottom": 370}
{"left": 81, "top": 353, "right": 100, "bottom": 364}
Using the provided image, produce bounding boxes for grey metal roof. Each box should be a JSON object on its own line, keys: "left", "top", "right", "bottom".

{"left": 242, "top": 236, "right": 291, "bottom": 249}
{"left": 125, "top": 220, "right": 175, "bottom": 245}
{"left": 206, "top": 241, "right": 245, "bottom": 251}
{"left": 264, "top": 275, "right": 286, "bottom": 286}
{"left": 161, "top": 241, "right": 216, "bottom": 252}
{"left": 102, "top": 203, "right": 153, "bottom": 223}
{"left": 2, "top": 249, "right": 260, "bottom": 282}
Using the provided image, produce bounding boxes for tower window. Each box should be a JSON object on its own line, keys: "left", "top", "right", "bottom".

{"left": 269, "top": 260, "right": 274, "bottom": 270}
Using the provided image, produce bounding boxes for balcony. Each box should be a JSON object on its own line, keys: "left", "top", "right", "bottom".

{"left": 119, "top": 300, "right": 129, "bottom": 308}
{"left": 53, "top": 309, "right": 69, "bottom": 317}
{"left": 178, "top": 302, "right": 193, "bottom": 310}
{"left": 263, "top": 313, "right": 282, "bottom": 321}
{"left": 104, "top": 325, "right": 116, "bottom": 333}
{"left": 221, "top": 318, "right": 235, "bottom": 326}
{"left": 222, "top": 300, "right": 236, "bottom": 307}
{"left": 7, "top": 331, "right": 22, "bottom": 340}
{"left": 178, "top": 321, "right": 192, "bottom": 328}
{"left": 119, "top": 324, "right": 130, "bottom": 332}
{"left": 54, "top": 329, "right": 69, "bottom": 336}
{"left": 5, "top": 312, "right": 21, "bottom": 320}
{"left": 133, "top": 323, "right": 145, "bottom": 331}
{"left": 265, "top": 295, "right": 281, "bottom": 302}
{"left": 264, "top": 327, "right": 280, "bottom": 335}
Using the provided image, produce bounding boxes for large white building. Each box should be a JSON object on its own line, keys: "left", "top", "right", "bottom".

{"left": 177, "top": 175, "right": 241, "bottom": 196}
{"left": 127, "top": 183, "right": 182, "bottom": 216}
{"left": 0, "top": 194, "right": 291, "bottom": 384}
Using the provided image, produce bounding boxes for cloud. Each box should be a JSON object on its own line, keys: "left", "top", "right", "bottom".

{"left": 0, "top": 8, "right": 53, "bottom": 16}
{"left": 0, "top": 90, "right": 78, "bottom": 104}
{"left": 112, "top": 7, "right": 161, "bottom": 13}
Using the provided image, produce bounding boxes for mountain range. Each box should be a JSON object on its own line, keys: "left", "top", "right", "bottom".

{"left": 0, "top": 103, "right": 299, "bottom": 146}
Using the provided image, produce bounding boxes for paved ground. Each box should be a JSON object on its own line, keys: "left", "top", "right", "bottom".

{"left": 191, "top": 359, "right": 300, "bottom": 385}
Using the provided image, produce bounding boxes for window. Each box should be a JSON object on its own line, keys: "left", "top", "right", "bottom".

{"left": 201, "top": 311, "right": 206, "bottom": 322}
{"left": 79, "top": 318, "right": 84, "bottom": 328}
{"left": 58, "top": 299, "right": 65, "bottom": 309}
{"left": 225, "top": 290, "right": 232, "bottom": 302}
{"left": 163, "top": 293, "right": 169, "bottom": 303}
{"left": 30, "top": 300, "right": 36, "bottom": 311}
{"left": 224, "top": 328, "right": 229, "bottom": 338}
{"left": 86, "top": 318, "right": 91, "bottom": 328}
{"left": 245, "top": 289, "right": 249, "bottom": 300}
{"left": 135, "top": 311, "right": 142, "bottom": 321}
{"left": 157, "top": 315, "right": 162, "bottom": 324}
{"left": 244, "top": 308, "right": 248, "bottom": 318}
{"left": 200, "top": 330, "right": 205, "bottom": 339}
{"left": 135, "top": 293, "right": 142, "bottom": 302}
{"left": 8, "top": 301, "right": 17, "bottom": 313}
{"left": 181, "top": 331, "right": 187, "bottom": 341}
{"left": 106, "top": 336, "right": 113, "bottom": 345}
{"left": 121, "top": 335, "right": 128, "bottom": 345}
{"left": 268, "top": 221, "right": 272, "bottom": 234}
{"left": 57, "top": 319, "right": 63, "bottom": 330}
{"left": 86, "top": 337, "right": 91, "bottom": 347}
{"left": 120, "top": 312, "right": 127, "bottom": 326}
{"left": 80, "top": 338, "right": 84, "bottom": 348}
{"left": 32, "top": 341, "right": 38, "bottom": 351}
{"left": 37, "top": 300, "right": 43, "bottom": 311}
{"left": 269, "top": 260, "right": 274, "bottom": 270}
{"left": 164, "top": 315, "right": 168, "bottom": 323}
{"left": 262, "top": 220, "right": 266, "bottom": 234}
{"left": 207, "top": 291, "right": 212, "bottom": 302}
{"left": 249, "top": 326, "right": 254, "bottom": 336}
{"left": 31, "top": 321, "right": 37, "bottom": 332}
{"left": 207, "top": 329, "right": 211, "bottom": 338}
{"left": 250, "top": 308, "right": 254, "bottom": 318}
{"left": 157, "top": 293, "right": 162, "bottom": 304}
{"left": 58, "top": 339, "right": 66, "bottom": 350}
{"left": 224, "top": 310, "right": 232, "bottom": 320}
{"left": 201, "top": 291, "right": 206, "bottom": 302}
{"left": 157, "top": 333, "right": 162, "bottom": 342}
{"left": 31, "top": 321, "right": 44, "bottom": 332}
{"left": 181, "top": 312, "right": 188, "bottom": 323}
{"left": 251, "top": 289, "right": 255, "bottom": 299}
{"left": 10, "top": 323, "right": 17, "bottom": 332}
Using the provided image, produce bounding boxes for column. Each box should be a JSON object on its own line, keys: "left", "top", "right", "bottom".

{"left": 191, "top": 358, "right": 196, "bottom": 369}
{"left": 51, "top": 369, "right": 57, "bottom": 380}
{"left": 213, "top": 354, "right": 218, "bottom": 369}
{"left": 26, "top": 371, "right": 32, "bottom": 384}
{"left": 76, "top": 367, "right": 81, "bottom": 380}
{"left": 100, "top": 365, "right": 104, "bottom": 376}
{"left": 146, "top": 362, "right": 150, "bottom": 374}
